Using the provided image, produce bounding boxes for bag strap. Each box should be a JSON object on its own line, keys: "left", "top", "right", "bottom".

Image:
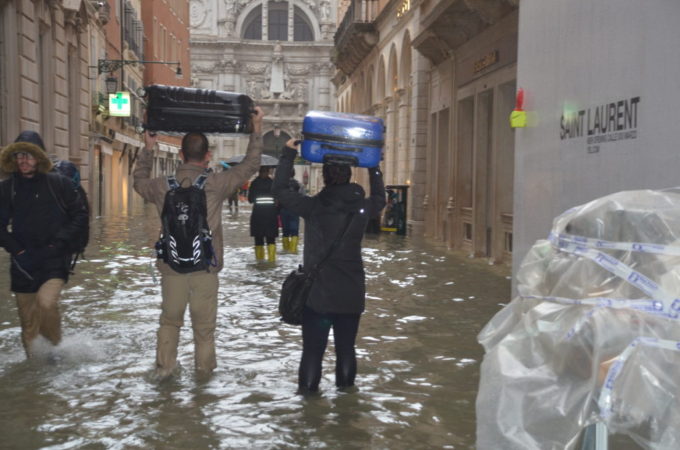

{"left": 167, "top": 175, "right": 180, "bottom": 190}
{"left": 308, "top": 212, "right": 355, "bottom": 280}
{"left": 168, "top": 168, "right": 212, "bottom": 190}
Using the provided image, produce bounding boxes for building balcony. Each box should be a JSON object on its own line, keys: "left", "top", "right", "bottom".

{"left": 413, "top": 0, "right": 518, "bottom": 63}
{"left": 333, "top": 0, "right": 380, "bottom": 76}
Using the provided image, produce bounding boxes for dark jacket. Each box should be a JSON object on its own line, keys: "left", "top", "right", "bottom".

{"left": 272, "top": 147, "right": 386, "bottom": 314}
{"left": 0, "top": 141, "right": 89, "bottom": 292}
{"left": 248, "top": 176, "right": 278, "bottom": 238}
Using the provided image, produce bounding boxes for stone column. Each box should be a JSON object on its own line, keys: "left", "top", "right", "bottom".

{"left": 317, "top": 63, "right": 332, "bottom": 111}
{"left": 396, "top": 88, "right": 409, "bottom": 185}
{"left": 262, "top": 1, "right": 268, "bottom": 40}
{"left": 409, "top": 52, "right": 431, "bottom": 234}
{"left": 383, "top": 96, "right": 396, "bottom": 186}
{"left": 288, "top": 1, "right": 294, "bottom": 41}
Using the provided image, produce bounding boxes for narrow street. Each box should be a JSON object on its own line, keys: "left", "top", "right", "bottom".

{"left": 0, "top": 203, "right": 510, "bottom": 449}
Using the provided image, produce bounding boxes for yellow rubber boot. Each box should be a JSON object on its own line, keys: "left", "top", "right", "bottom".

{"left": 289, "top": 236, "right": 299, "bottom": 254}
{"left": 267, "top": 244, "right": 276, "bottom": 262}
{"left": 282, "top": 236, "right": 290, "bottom": 252}
{"left": 255, "top": 245, "right": 265, "bottom": 260}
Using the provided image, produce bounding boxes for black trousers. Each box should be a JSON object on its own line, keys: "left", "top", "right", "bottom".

{"left": 254, "top": 236, "right": 276, "bottom": 246}
{"left": 298, "top": 306, "right": 361, "bottom": 393}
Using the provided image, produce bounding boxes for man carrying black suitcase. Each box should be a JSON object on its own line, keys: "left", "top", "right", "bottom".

{"left": 134, "top": 107, "right": 264, "bottom": 380}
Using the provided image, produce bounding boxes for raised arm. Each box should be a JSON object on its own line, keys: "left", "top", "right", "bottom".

{"left": 133, "top": 131, "right": 164, "bottom": 202}
{"left": 272, "top": 140, "right": 314, "bottom": 218}
{"left": 214, "top": 107, "right": 264, "bottom": 200}
{"left": 366, "top": 165, "right": 386, "bottom": 216}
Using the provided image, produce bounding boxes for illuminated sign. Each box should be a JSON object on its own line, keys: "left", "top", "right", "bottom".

{"left": 109, "top": 91, "right": 131, "bottom": 117}
{"left": 396, "top": 0, "right": 411, "bottom": 19}
{"left": 473, "top": 50, "right": 499, "bottom": 74}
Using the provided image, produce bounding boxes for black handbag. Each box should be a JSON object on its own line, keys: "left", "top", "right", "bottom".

{"left": 278, "top": 213, "right": 355, "bottom": 325}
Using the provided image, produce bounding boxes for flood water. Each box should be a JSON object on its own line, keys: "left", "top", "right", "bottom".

{"left": 0, "top": 203, "right": 511, "bottom": 449}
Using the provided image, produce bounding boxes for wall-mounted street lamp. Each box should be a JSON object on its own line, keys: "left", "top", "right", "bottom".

{"left": 105, "top": 76, "right": 118, "bottom": 94}
{"left": 95, "top": 59, "right": 183, "bottom": 77}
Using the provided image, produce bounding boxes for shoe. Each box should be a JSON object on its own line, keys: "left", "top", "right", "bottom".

{"left": 282, "top": 236, "right": 290, "bottom": 252}
{"left": 290, "top": 236, "right": 299, "bottom": 254}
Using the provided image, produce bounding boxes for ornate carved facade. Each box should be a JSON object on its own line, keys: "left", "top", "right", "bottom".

{"left": 189, "top": 0, "right": 337, "bottom": 169}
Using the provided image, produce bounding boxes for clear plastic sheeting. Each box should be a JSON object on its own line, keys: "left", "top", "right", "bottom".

{"left": 476, "top": 188, "right": 680, "bottom": 450}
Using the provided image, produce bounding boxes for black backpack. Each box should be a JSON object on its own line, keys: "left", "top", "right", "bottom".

{"left": 155, "top": 169, "right": 216, "bottom": 273}
{"left": 51, "top": 160, "right": 90, "bottom": 258}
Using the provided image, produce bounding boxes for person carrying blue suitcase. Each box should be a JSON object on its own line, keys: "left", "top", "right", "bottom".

{"left": 272, "top": 139, "right": 386, "bottom": 394}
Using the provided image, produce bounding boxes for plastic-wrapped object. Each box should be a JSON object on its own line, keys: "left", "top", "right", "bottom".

{"left": 301, "top": 110, "right": 384, "bottom": 167}
{"left": 476, "top": 188, "right": 680, "bottom": 450}
{"left": 142, "top": 85, "right": 254, "bottom": 134}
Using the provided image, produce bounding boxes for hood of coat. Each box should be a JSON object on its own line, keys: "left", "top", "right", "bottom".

{"left": 0, "top": 141, "right": 53, "bottom": 174}
{"left": 318, "top": 182, "right": 366, "bottom": 212}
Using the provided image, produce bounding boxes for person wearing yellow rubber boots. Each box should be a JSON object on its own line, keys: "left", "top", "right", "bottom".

{"left": 280, "top": 168, "right": 303, "bottom": 254}
{"left": 248, "top": 166, "right": 278, "bottom": 262}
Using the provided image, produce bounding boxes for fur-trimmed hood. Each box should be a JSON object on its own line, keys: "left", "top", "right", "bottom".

{"left": 0, "top": 141, "right": 53, "bottom": 174}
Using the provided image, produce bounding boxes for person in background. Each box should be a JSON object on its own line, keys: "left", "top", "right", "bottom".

{"left": 220, "top": 161, "right": 239, "bottom": 213}
{"left": 133, "top": 108, "right": 264, "bottom": 380}
{"left": 272, "top": 139, "right": 386, "bottom": 394}
{"left": 248, "top": 166, "right": 279, "bottom": 262}
{"left": 280, "top": 168, "right": 303, "bottom": 254}
{"left": 0, "top": 131, "right": 89, "bottom": 359}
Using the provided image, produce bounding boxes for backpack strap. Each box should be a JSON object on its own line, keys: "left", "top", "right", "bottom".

{"left": 167, "top": 175, "right": 180, "bottom": 190}
{"left": 193, "top": 168, "right": 212, "bottom": 190}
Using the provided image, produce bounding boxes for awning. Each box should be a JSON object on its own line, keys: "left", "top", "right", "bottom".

{"left": 114, "top": 131, "right": 144, "bottom": 148}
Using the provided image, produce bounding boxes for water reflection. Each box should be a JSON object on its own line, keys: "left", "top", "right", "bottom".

{"left": 0, "top": 204, "right": 510, "bottom": 448}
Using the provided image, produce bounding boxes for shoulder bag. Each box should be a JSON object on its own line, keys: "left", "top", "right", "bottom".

{"left": 279, "top": 213, "right": 355, "bottom": 325}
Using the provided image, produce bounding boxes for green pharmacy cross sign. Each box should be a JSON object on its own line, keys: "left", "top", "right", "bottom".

{"left": 109, "top": 91, "right": 131, "bottom": 117}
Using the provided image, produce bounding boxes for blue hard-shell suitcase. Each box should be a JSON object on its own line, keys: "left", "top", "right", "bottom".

{"left": 301, "top": 111, "right": 384, "bottom": 167}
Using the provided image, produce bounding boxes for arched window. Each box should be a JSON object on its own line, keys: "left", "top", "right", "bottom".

{"left": 293, "top": 6, "right": 313, "bottom": 41}
{"left": 268, "top": 2, "right": 288, "bottom": 41}
{"left": 263, "top": 129, "right": 292, "bottom": 158}
{"left": 243, "top": 5, "right": 262, "bottom": 40}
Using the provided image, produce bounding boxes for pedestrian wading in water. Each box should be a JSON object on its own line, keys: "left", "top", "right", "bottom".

{"left": 133, "top": 108, "right": 264, "bottom": 380}
{"left": 0, "top": 131, "right": 89, "bottom": 359}
{"left": 272, "top": 139, "right": 386, "bottom": 394}
{"left": 248, "top": 166, "right": 279, "bottom": 262}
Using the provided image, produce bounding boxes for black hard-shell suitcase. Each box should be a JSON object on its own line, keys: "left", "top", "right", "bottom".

{"left": 142, "top": 85, "right": 255, "bottom": 134}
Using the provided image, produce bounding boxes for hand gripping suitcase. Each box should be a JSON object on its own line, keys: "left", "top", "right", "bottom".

{"left": 301, "top": 111, "right": 384, "bottom": 167}
{"left": 142, "top": 84, "right": 255, "bottom": 134}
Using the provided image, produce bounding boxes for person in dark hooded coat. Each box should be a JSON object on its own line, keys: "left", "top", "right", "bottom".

{"left": 272, "top": 139, "right": 386, "bottom": 394}
{"left": 0, "top": 131, "right": 89, "bottom": 358}
{"left": 248, "top": 166, "right": 279, "bottom": 262}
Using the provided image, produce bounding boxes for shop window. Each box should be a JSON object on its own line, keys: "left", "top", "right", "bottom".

{"left": 243, "top": 5, "right": 262, "bottom": 40}
{"left": 505, "top": 231, "right": 513, "bottom": 253}
{"left": 464, "top": 222, "right": 473, "bottom": 241}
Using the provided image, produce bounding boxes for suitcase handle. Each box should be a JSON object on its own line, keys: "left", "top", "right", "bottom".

{"left": 320, "top": 143, "right": 363, "bottom": 153}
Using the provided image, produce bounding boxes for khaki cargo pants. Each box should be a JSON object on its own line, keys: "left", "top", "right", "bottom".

{"left": 15, "top": 278, "right": 65, "bottom": 358}
{"left": 157, "top": 271, "right": 218, "bottom": 376}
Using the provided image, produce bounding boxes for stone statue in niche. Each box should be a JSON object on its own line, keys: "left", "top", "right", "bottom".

{"left": 320, "top": 0, "right": 331, "bottom": 22}
{"left": 222, "top": 0, "right": 237, "bottom": 36}
{"left": 269, "top": 43, "right": 285, "bottom": 95}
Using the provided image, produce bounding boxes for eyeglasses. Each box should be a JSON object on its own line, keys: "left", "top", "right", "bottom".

{"left": 12, "top": 152, "right": 35, "bottom": 160}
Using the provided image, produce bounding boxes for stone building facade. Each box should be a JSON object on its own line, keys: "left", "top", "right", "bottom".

{"left": 189, "top": 0, "right": 337, "bottom": 192}
{"left": 0, "top": 0, "right": 97, "bottom": 184}
{"left": 334, "top": 0, "right": 518, "bottom": 264}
